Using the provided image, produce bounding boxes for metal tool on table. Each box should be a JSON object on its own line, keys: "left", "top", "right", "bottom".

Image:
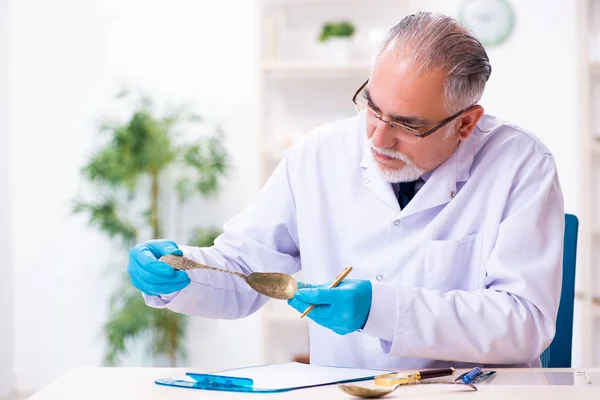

{"left": 472, "top": 370, "right": 496, "bottom": 384}
{"left": 159, "top": 255, "right": 298, "bottom": 300}
{"left": 338, "top": 368, "right": 477, "bottom": 398}
{"left": 454, "top": 367, "right": 497, "bottom": 385}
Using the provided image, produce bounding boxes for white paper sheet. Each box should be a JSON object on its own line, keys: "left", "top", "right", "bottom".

{"left": 203, "top": 362, "right": 392, "bottom": 390}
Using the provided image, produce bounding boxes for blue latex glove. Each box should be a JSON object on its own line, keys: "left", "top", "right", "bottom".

{"left": 128, "top": 239, "right": 191, "bottom": 296}
{"left": 287, "top": 279, "right": 372, "bottom": 335}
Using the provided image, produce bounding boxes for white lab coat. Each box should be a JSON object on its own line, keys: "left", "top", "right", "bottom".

{"left": 144, "top": 112, "right": 564, "bottom": 370}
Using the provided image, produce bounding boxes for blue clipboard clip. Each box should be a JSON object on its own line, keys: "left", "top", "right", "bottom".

{"left": 187, "top": 372, "right": 254, "bottom": 389}
{"left": 156, "top": 373, "right": 254, "bottom": 392}
{"left": 155, "top": 372, "right": 289, "bottom": 393}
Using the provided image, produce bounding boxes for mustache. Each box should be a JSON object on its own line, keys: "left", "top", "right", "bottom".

{"left": 369, "top": 141, "right": 413, "bottom": 164}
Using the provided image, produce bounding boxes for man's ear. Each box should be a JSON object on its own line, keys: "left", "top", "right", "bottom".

{"left": 457, "top": 105, "right": 484, "bottom": 140}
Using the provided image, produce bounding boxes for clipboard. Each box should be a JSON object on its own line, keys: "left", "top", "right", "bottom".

{"left": 155, "top": 362, "right": 393, "bottom": 393}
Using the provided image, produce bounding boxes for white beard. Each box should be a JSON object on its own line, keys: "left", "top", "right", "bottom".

{"left": 369, "top": 139, "right": 425, "bottom": 183}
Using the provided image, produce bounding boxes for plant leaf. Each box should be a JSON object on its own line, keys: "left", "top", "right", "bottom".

{"left": 188, "top": 227, "right": 221, "bottom": 247}
{"left": 72, "top": 198, "right": 137, "bottom": 247}
{"left": 175, "top": 177, "right": 193, "bottom": 203}
{"left": 102, "top": 281, "right": 152, "bottom": 366}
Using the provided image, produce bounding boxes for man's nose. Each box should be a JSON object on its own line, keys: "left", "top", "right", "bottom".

{"left": 371, "top": 122, "right": 397, "bottom": 149}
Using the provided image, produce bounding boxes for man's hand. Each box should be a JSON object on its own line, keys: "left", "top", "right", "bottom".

{"left": 128, "top": 239, "right": 190, "bottom": 296}
{"left": 287, "top": 279, "right": 372, "bottom": 335}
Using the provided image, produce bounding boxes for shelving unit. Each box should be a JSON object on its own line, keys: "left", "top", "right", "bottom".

{"left": 255, "top": 0, "right": 600, "bottom": 367}
{"left": 255, "top": 0, "right": 417, "bottom": 364}
{"left": 577, "top": 0, "right": 600, "bottom": 367}
{"left": 261, "top": 61, "right": 372, "bottom": 73}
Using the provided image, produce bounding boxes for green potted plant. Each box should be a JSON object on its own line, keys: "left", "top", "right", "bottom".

{"left": 317, "top": 21, "right": 356, "bottom": 61}
{"left": 72, "top": 88, "right": 228, "bottom": 367}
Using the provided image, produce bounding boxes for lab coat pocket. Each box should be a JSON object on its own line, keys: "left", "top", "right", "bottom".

{"left": 424, "top": 233, "right": 483, "bottom": 291}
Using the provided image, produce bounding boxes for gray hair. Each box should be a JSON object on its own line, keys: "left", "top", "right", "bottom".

{"left": 378, "top": 12, "right": 491, "bottom": 114}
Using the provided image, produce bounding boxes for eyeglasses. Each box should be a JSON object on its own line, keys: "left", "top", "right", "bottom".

{"left": 352, "top": 80, "right": 472, "bottom": 143}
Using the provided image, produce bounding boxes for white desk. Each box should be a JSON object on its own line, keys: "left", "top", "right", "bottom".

{"left": 28, "top": 367, "right": 600, "bottom": 399}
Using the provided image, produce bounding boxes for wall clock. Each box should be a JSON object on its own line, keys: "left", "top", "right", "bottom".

{"left": 458, "top": 0, "right": 515, "bottom": 47}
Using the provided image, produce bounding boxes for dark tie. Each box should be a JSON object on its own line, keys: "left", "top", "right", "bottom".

{"left": 395, "top": 180, "right": 417, "bottom": 209}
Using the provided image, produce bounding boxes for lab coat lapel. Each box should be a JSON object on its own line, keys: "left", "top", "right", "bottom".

{"left": 359, "top": 148, "right": 401, "bottom": 212}
{"left": 399, "top": 154, "right": 457, "bottom": 218}
{"left": 398, "top": 139, "right": 475, "bottom": 218}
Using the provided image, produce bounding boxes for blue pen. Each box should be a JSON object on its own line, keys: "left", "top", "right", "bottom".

{"left": 462, "top": 367, "right": 483, "bottom": 384}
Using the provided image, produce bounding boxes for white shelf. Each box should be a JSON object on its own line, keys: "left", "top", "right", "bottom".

{"left": 261, "top": 61, "right": 372, "bottom": 78}
{"left": 257, "top": 0, "right": 414, "bottom": 365}
{"left": 586, "top": 0, "right": 600, "bottom": 366}
{"left": 263, "top": 0, "right": 359, "bottom": 4}
{"left": 262, "top": 0, "right": 410, "bottom": 7}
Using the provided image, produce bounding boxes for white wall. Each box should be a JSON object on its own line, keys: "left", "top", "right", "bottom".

{"left": 9, "top": 0, "right": 262, "bottom": 394}
{"left": 0, "top": 0, "right": 14, "bottom": 397}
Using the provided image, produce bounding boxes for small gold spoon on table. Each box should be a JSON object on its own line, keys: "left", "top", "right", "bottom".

{"left": 338, "top": 381, "right": 477, "bottom": 398}
{"left": 338, "top": 369, "right": 477, "bottom": 399}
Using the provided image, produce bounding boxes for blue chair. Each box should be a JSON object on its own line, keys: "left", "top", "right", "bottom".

{"left": 540, "top": 213, "right": 579, "bottom": 367}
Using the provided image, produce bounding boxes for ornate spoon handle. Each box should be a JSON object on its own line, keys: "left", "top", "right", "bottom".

{"left": 160, "top": 255, "right": 247, "bottom": 280}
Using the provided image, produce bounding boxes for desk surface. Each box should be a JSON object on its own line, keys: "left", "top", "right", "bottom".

{"left": 29, "top": 367, "right": 600, "bottom": 400}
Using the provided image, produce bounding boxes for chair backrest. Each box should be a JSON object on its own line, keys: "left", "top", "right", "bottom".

{"left": 540, "top": 213, "right": 579, "bottom": 367}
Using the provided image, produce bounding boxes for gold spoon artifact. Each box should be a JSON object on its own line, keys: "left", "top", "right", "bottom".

{"left": 338, "top": 369, "right": 476, "bottom": 399}
{"left": 159, "top": 254, "right": 298, "bottom": 300}
{"left": 337, "top": 380, "right": 477, "bottom": 399}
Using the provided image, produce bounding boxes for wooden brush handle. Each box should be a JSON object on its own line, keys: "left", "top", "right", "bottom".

{"left": 419, "top": 368, "right": 455, "bottom": 380}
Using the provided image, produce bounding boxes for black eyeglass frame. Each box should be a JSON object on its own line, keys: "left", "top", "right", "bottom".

{"left": 352, "top": 79, "right": 474, "bottom": 140}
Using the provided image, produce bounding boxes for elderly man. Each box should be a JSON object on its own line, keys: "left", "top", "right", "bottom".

{"left": 127, "top": 12, "right": 564, "bottom": 369}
